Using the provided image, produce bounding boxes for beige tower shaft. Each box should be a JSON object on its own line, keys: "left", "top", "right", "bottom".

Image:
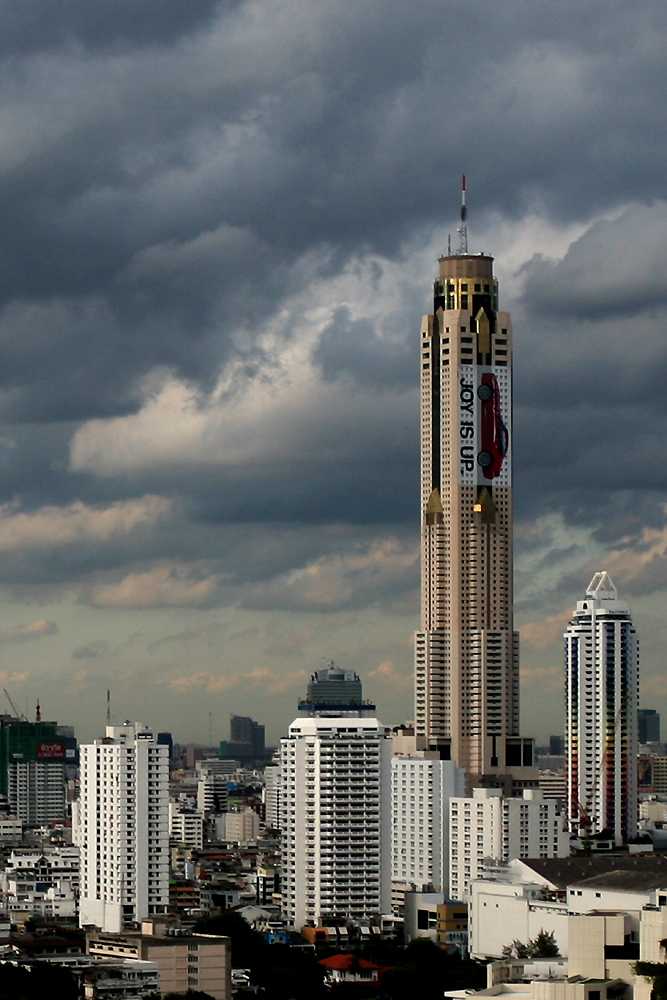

{"left": 415, "top": 254, "right": 532, "bottom": 783}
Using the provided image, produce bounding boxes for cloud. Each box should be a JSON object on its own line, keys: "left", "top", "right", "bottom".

{"left": 72, "top": 640, "right": 110, "bottom": 660}
{"left": 368, "top": 659, "right": 411, "bottom": 690}
{"left": 519, "top": 610, "right": 571, "bottom": 650}
{"left": 168, "top": 667, "right": 306, "bottom": 696}
{"left": 0, "top": 496, "right": 172, "bottom": 552}
{"left": 0, "top": 620, "right": 58, "bottom": 644}
{"left": 0, "top": 671, "right": 29, "bottom": 685}
{"left": 85, "top": 564, "right": 219, "bottom": 609}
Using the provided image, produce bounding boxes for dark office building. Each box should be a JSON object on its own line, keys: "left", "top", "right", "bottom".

{"left": 639, "top": 709, "right": 661, "bottom": 744}
{"left": 549, "top": 735, "right": 564, "bottom": 755}
{"left": 220, "top": 715, "right": 266, "bottom": 762}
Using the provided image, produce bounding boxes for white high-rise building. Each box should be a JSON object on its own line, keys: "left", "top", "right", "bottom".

{"left": 280, "top": 714, "right": 391, "bottom": 929}
{"left": 79, "top": 722, "right": 169, "bottom": 933}
{"left": 565, "top": 571, "right": 639, "bottom": 845}
{"left": 449, "top": 787, "right": 569, "bottom": 900}
{"left": 391, "top": 754, "right": 465, "bottom": 895}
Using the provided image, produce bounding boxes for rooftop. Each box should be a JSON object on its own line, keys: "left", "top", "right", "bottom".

{"left": 518, "top": 854, "right": 667, "bottom": 890}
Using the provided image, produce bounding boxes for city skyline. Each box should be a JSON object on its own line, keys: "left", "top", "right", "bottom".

{"left": 0, "top": 2, "right": 667, "bottom": 743}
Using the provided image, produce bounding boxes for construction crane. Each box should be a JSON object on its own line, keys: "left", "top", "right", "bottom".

{"left": 3, "top": 687, "right": 25, "bottom": 720}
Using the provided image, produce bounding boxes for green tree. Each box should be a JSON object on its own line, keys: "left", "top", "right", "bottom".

{"left": 530, "top": 929, "right": 560, "bottom": 958}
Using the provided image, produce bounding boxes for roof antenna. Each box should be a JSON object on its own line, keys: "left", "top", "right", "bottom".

{"left": 106, "top": 688, "right": 111, "bottom": 726}
{"left": 35, "top": 699, "right": 41, "bottom": 723}
{"left": 447, "top": 233, "right": 452, "bottom": 255}
{"left": 457, "top": 174, "right": 468, "bottom": 255}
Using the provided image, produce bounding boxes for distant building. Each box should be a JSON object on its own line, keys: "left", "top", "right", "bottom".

{"left": 565, "top": 572, "right": 639, "bottom": 844}
{"left": 219, "top": 715, "right": 266, "bottom": 762}
{"left": 79, "top": 722, "right": 169, "bottom": 933}
{"left": 169, "top": 803, "right": 204, "bottom": 850}
{"left": 549, "top": 735, "right": 564, "bottom": 755}
{"left": 537, "top": 769, "right": 567, "bottom": 808}
{"left": 639, "top": 709, "right": 661, "bottom": 745}
{"left": 221, "top": 807, "right": 260, "bottom": 845}
{"left": 8, "top": 758, "right": 66, "bottom": 825}
{"left": 157, "top": 731, "right": 173, "bottom": 762}
{"left": 263, "top": 754, "right": 281, "bottom": 831}
{"left": 0, "top": 717, "right": 68, "bottom": 824}
{"left": 304, "top": 663, "right": 363, "bottom": 708}
{"left": 196, "top": 760, "right": 229, "bottom": 817}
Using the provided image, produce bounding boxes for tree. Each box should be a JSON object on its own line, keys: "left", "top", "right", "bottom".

{"left": 530, "top": 929, "right": 560, "bottom": 958}
{"left": 192, "top": 910, "right": 267, "bottom": 971}
{"left": 501, "top": 930, "right": 560, "bottom": 960}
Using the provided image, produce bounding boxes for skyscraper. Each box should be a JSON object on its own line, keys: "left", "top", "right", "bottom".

{"left": 280, "top": 670, "right": 391, "bottom": 928}
{"left": 565, "top": 572, "right": 639, "bottom": 845}
{"left": 414, "top": 179, "right": 532, "bottom": 782}
{"left": 79, "top": 722, "right": 169, "bottom": 932}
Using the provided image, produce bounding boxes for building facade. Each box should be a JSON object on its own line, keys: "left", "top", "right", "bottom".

{"left": 8, "top": 759, "right": 66, "bottom": 825}
{"left": 449, "top": 787, "right": 569, "bottom": 900}
{"left": 565, "top": 571, "right": 639, "bottom": 844}
{"left": 391, "top": 754, "right": 465, "bottom": 895}
{"left": 169, "top": 804, "right": 204, "bottom": 850}
{"left": 79, "top": 723, "right": 169, "bottom": 932}
{"left": 280, "top": 715, "right": 391, "bottom": 929}
{"left": 414, "top": 184, "right": 532, "bottom": 781}
{"left": 263, "top": 754, "right": 281, "bottom": 832}
{"left": 196, "top": 762, "right": 229, "bottom": 817}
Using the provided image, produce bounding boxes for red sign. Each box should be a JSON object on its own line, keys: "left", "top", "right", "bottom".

{"left": 37, "top": 742, "right": 65, "bottom": 759}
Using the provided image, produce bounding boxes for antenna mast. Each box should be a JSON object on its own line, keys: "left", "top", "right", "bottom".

{"left": 106, "top": 688, "right": 111, "bottom": 726}
{"left": 457, "top": 174, "right": 468, "bottom": 255}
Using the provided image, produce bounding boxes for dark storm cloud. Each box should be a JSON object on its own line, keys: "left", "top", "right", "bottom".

{"left": 0, "top": 1, "right": 221, "bottom": 54}
{"left": 0, "top": 0, "right": 667, "bottom": 613}
{"left": 313, "top": 306, "right": 415, "bottom": 389}
{"left": 0, "top": 0, "right": 666, "bottom": 434}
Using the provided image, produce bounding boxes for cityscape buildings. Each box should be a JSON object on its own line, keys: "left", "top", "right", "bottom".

{"left": 79, "top": 722, "right": 169, "bottom": 933}
{"left": 414, "top": 183, "right": 534, "bottom": 784}
{"left": 219, "top": 714, "right": 266, "bottom": 762}
{"left": 391, "top": 754, "right": 465, "bottom": 895}
{"left": 448, "top": 787, "right": 569, "bottom": 900}
{"left": 565, "top": 571, "right": 639, "bottom": 844}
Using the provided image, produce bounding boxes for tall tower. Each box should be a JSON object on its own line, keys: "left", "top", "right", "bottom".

{"left": 565, "top": 571, "right": 639, "bottom": 845}
{"left": 414, "top": 178, "right": 533, "bottom": 783}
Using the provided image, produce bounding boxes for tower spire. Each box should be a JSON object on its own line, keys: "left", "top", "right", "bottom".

{"left": 457, "top": 173, "right": 468, "bottom": 254}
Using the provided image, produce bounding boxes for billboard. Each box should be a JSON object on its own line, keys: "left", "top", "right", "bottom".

{"left": 458, "top": 365, "right": 511, "bottom": 487}
{"left": 37, "top": 742, "right": 65, "bottom": 759}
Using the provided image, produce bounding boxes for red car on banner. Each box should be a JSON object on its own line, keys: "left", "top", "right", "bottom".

{"left": 478, "top": 372, "right": 508, "bottom": 478}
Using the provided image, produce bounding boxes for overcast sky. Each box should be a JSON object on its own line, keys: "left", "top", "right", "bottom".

{"left": 0, "top": 0, "right": 666, "bottom": 745}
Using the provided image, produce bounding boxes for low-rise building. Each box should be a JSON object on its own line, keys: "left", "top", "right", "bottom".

{"left": 87, "top": 921, "right": 230, "bottom": 1000}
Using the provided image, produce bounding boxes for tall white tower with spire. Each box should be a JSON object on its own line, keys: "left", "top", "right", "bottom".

{"left": 414, "top": 178, "right": 534, "bottom": 786}
{"left": 565, "top": 571, "right": 639, "bottom": 845}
